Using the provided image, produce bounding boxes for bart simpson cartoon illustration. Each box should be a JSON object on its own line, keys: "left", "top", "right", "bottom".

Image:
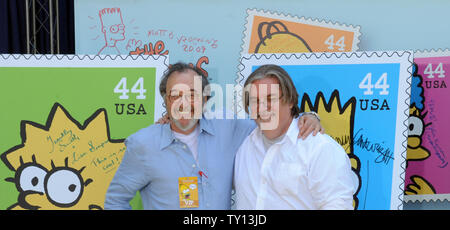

{"left": 301, "top": 90, "right": 361, "bottom": 209}
{"left": 180, "top": 184, "right": 191, "bottom": 201}
{"left": 98, "top": 8, "right": 125, "bottom": 55}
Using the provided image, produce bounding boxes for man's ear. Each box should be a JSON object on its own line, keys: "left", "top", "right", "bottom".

{"left": 163, "top": 95, "right": 168, "bottom": 109}
{"left": 201, "top": 96, "right": 208, "bottom": 114}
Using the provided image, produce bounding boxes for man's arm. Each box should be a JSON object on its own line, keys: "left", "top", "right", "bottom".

{"left": 298, "top": 112, "right": 324, "bottom": 139}
{"left": 232, "top": 112, "right": 324, "bottom": 141}
{"left": 104, "top": 136, "right": 150, "bottom": 210}
{"left": 156, "top": 110, "right": 324, "bottom": 140}
{"left": 307, "top": 135, "right": 355, "bottom": 210}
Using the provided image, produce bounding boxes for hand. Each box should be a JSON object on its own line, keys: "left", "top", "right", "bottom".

{"left": 297, "top": 114, "right": 325, "bottom": 140}
{"left": 155, "top": 113, "right": 170, "bottom": 124}
{"left": 126, "top": 38, "right": 143, "bottom": 51}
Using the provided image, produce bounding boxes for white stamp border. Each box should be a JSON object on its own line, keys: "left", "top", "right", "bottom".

{"left": 0, "top": 54, "right": 169, "bottom": 121}
{"left": 240, "top": 8, "right": 362, "bottom": 61}
{"left": 404, "top": 48, "right": 450, "bottom": 204}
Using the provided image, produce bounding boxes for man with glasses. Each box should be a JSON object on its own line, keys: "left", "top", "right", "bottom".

{"left": 234, "top": 64, "right": 355, "bottom": 210}
{"left": 104, "top": 63, "right": 323, "bottom": 210}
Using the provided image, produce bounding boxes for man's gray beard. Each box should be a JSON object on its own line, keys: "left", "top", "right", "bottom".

{"left": 172, "top": 118, "right": 199, "bottom": 132}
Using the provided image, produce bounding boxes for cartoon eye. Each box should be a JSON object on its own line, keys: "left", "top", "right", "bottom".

{"left": 408, "top": 116, "right": 424, "bottom": 136}
{"left": 183, "top": 189, "right": 190, "bottom": 194}
{"left": 110, "top": 25, "right": 119, "bottom": 33}
{"left": 45, "top": 169, "right": 83, "bottom": 207}
{"left": 18, "top": 165, "right": 47, "bottom": 193}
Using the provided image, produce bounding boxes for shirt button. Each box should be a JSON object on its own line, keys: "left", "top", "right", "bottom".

{"left": 192, "top": 164, "right": 196, "bottom": 168}
{"left": 183, "top": 145, "right": 187, "bottom": 149}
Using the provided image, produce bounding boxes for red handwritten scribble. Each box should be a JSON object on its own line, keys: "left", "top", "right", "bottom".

{"left": 177, "top": 36, "right": 218, "bottom": 49}
{"left": 129, "top": 37, "right": 210, "bottom": 77}
{"left": 146, "top": 29, "right": 217, "bottom": 50}
{"left": 129, "top": 40, "right": 169, "bottom": 55}
{"left": 125, "top": 39, "right": 142, "bottom": 51}
{"left": 165, "top": 56, "right": 210, "bottom": 78}
{"left": 195, "top": 56, "right": 209, "bottom": 78}
{"left": 182, "top": 44, "right": 206, "bottom": 54}
{"left": 148, "top": 29, "right": 169, "bottom": 38}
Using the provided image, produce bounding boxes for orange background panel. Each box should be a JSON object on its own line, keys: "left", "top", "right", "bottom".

{"left": 248, "top": 15, "right": 355, "bottom": 53}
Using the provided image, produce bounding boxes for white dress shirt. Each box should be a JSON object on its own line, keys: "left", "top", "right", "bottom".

{"left": 234, "top": 117, "right": 356, "bottom": 210}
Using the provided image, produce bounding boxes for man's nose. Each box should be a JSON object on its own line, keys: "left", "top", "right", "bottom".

{"left": 180, "top": 95, "right": 192, "bottom": 106}
{"left": 257, "top": 100, "right": 270, "bottom": 112}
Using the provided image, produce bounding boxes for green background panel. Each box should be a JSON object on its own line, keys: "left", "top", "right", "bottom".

{"left": 0, "top": 67, "right": 157, "bottom": 210}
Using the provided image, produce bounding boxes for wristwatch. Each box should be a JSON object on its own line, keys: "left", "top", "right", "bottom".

{"left": 303, "top": 111, "right": 320, "bottom": 121}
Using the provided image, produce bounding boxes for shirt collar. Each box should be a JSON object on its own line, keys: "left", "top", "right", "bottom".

{"left": 198, "top": 116, "right": 215, "bottom": 136}
{"left": 159, "top": 123, "right": 176, "bottom": 150}
{"left": 159, "top": 116, "right": 215, "bottom": 150}
{"left": 285, "top": 117, "right": 300, "bottom": 145}
{"left": 251, "top": 117, "right": 298, "bottom": 146}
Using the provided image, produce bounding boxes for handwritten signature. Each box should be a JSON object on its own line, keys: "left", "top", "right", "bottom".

{"left": 425, "top": 128, "right": 448, "bottom": 168}
{"left": 46, "top": 129, "right": 80, "bottom": 153}
{"left": 91, "top": 146, "right": 126, "bottom": 173}
{"left": 424, "top": 99, "right": 448, "bottom": 168}
{"left": 354, "top": 128, "right": 394, "bottom": 165}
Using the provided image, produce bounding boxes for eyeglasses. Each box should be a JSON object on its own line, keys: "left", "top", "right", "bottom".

{"left": 249, "top": 95, "right": 282, "bottom": 107}
{"left": 167, "top": 90, "right": 202, "bottom": 103}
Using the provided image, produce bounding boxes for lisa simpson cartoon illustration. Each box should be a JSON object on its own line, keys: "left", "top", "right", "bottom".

{"left": 1, "top": 103, "right": 126, "bottom": 210}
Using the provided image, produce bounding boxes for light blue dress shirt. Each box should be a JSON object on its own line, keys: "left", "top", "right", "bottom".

{"left": 104, "top": 115, "right": 256, "bottom": 210}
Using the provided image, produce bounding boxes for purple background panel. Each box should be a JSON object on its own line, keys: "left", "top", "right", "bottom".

{"left": 405, "top": 55, "right": 450, "bottom": 194}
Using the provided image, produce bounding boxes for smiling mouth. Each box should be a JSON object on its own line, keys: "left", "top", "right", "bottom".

{"left": 89, "top": 204, "right": 103, "bottom": 210}
{"left": 16, "top": 191, "right": 43, "bottom": 210}
{"left": 13, "top": 201, "right": 103, "bottom": 210}
{"left": 257, "top": 111, "right": 275, "bottom": 120}
{"left": 174, "top": 109, "right": 196, "bottom": 119}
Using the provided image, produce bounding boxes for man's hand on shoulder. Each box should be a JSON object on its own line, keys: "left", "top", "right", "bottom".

{"left": 298, "top": 112, "right": 325, "bottom": 140}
